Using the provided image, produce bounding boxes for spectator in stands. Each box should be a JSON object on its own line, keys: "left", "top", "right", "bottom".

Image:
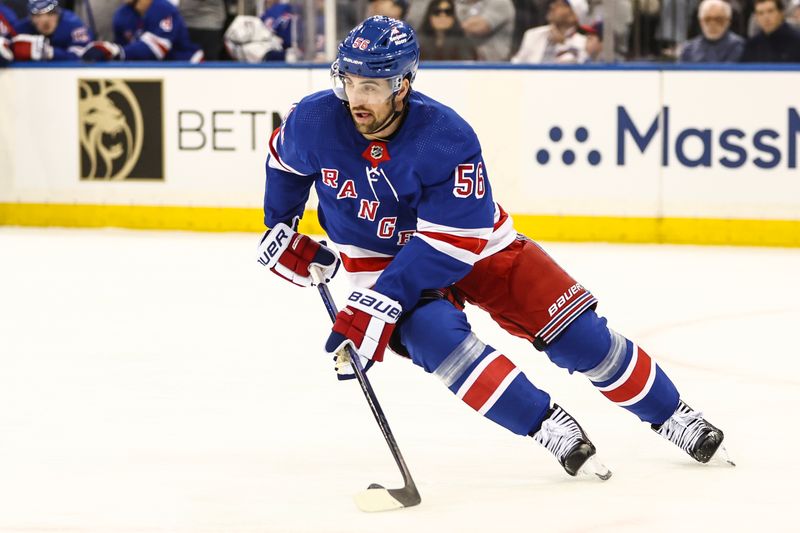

{"left": 11, "top": 0, "right": 92, "bottom": 61}
{"left": 180, "top": 0, "right": 227, "bottom": 60}
{"left": 741, "top": 0, "right": 800, "bottom": 61}
{"left": 577, "top": 20, "right": 602, "bottom": 62}
{"left": 680, "top": 0, "right": 744, "bottom": 62}
{"left": 82, "top": 0, "right": 203, "bottom": 62}
{"left": 456, "top": 0, "right": 515, "bottom": 60}
{"left": 367, "top": 0, "right": 409, "bottom": 19}
{"left": 787, "top": 0, "right": 800, "bottom": 27}
{"left": 585, "top": 0, "right": 630, "bottom": 58}
{"left": 511, "top": 0, "right": 586, "bottom": 63}
{"left": 685, "top": 0, "right": 747, "bottom": 42}
{"left": 0, "top": 1, "right": 17, "bottom": 65}
{"left": 417, "top": 0, "right": 476, "bottom": 59}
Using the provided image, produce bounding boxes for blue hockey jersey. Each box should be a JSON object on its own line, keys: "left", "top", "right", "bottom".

{"left": 0, "top": 4, "right": 16, "bottom": 65}
{"left": 112, "top": 0, "right": 202, "bottom": 62}
{"left": 0, "top": 4, "right": 17, "bottom": 37}
{"left": 260, "top": 3, "right": 323, "bottom": 61}
{"left": 14, "top": 8, "right": 93, "bottom": 61}
{"left": 264, "top": 90, "right": 516, "bottom": 311}
{"left": 260, "top": 3, "right": 293, "bottom": 61}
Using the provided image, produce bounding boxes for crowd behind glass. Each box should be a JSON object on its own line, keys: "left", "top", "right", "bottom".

{"left": 1, "top": 0, "right": 799, "bottom": 65}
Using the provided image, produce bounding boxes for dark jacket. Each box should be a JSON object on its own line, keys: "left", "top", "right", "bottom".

{"left": 679, "top": 31, "right": 745, "bottom": 63}
{"left": 740, "top": 22, "right": 800, "bottom": 62}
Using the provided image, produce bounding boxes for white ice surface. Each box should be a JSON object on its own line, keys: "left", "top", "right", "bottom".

{"left": 1, "top": 227, "right": 799, "bottom": 533}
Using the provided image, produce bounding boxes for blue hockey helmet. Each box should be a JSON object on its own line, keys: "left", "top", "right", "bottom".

{"left": 331, "top": 16, "right": 419, "bottom": 101}
{"left": 28, "top": 0, "right": 59, "bottom": 15}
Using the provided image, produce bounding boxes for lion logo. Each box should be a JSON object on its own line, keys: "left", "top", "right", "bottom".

{"left": 78, "top": 79, "right": 143, "bottom": 180}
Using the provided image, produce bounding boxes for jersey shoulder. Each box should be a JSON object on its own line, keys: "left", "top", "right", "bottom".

{"left": 404, "top": 91, "right": 482, "bottom": 182}
{"left": 112, "top": 4, "right": 136, "bottom": 27}
{"left": 0, "top": 5, "right": 18, "bottom": 33}
{"left": 145, "top": 0, "right": 184, "bottom": 26}
{"left": 14, "top": 17, "right": 35, "bottom": 34}
{"left": 273, "top": 90, "right": 343, "bottom": 173}
{"left": 59, "top": 9, "right": 86, "bottom": 28}
{"left": 285, "top": 90, "right": 346, "bottom": 144}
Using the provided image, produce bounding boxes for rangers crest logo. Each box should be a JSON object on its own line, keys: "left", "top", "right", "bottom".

{"left": 159, "top": 16, "right": 173, "bottom": 32}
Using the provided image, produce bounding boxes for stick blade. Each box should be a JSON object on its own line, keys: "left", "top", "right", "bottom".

{"left": 353, "top": 484, "right": 421, "bottom": 512}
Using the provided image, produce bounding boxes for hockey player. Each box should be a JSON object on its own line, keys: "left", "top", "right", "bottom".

{"left": 11, "top": 0, "right": 92, "bottom": 62}
{"left": 82, "top": 0, "right": 203, "bottom": 62}
{"left": 0, "top": 2, "right": 17, "bottom": 65}
{"left": 257, "top": 16, "right": 731, "bottom": 477}
{"left": 260, "top": 0, "right": 296, "bottom": 61}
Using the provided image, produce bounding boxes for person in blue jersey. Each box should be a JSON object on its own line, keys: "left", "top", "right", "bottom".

{"left": 10, "top": 0, "right": 92, "bottom": 62}
{"left": 260, "top": 0, "right": 295, "bottom": 61}
{"left": 0, "top": 2, "right": 17, "bottom": 65}
{"left": 257, "top": 16, "right": 733, "bottom": 477}
{"left": 260, "top": 0, "right": 325, "bottom": 62}
{"left": 81, "top": 0, "right": 203, "bottom": 63}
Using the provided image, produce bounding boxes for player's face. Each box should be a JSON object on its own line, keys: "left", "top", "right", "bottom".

{"left": 755, "top": 1, "right": 784, "bottom": 34}
{"left": 32, "top": 12, "right": 58, "bottom": 36}
{"left": 342, "top": 75, "right": 397, "bottom": 134}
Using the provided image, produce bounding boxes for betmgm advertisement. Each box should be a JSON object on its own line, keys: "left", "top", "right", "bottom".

{"left": 78, "top": 78, "right": 164, "bottom": 181}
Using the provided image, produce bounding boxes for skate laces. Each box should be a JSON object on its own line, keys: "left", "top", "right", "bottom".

{"left": 534, "top": 407, "right": 584, "bottom": 461}
{"left": 657, "top": 404, "right": 708, "bottom": 453}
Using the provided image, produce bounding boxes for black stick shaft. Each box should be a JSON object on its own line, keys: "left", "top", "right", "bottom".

{"left": 317, "top": 282, "right": 418, "bottom": 492}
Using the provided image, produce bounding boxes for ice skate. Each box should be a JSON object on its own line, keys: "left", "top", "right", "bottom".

{"left": 531, "top": 404, "right": 612, "bottom": 480}
{"left": 652, "top": 400, "right": 735, "bottom": 466}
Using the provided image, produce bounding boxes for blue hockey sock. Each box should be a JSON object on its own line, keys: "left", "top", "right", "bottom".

{"left": 545, "top": 309, "right": 680, "bottom": 425}
{"left": 400, "top": 300, "right": 551, "bottom": 435}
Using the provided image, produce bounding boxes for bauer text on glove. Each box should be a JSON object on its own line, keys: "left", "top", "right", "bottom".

{"left": 256, "top": 222, "right": 339, "bottom": 287}
{"left": 325, "top": 288, "right": 402, "bottom": 362}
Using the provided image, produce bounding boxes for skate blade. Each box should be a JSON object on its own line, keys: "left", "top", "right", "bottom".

{"left": 576, "top": 455, "right": 613, "bottom": 481}
{"left": 708, "top": 444, "right": 736, "bottom": 467}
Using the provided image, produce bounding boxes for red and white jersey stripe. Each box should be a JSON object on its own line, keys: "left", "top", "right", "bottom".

{"left": 480, "top": 203, "right": 516, "bottom": 259}
{"left": 268, "top": 126, "right": 308, "bottom": 176}
{"left": 596, "top": 345, "right": 657, "bottom": 407}
{"left": 331, "top": 241, "right": 394, "bottom": 288}
{"left": 455, "top": 351, "right": 521, "bottom": 415}
{"left": 332, "top": 203, "right": 517, "bottom": 289}
{"left": 416, "top": 218, "right": 491, "bottom": 266}
{"left": 140, "top": 31, "right": 172, "bottom": 59}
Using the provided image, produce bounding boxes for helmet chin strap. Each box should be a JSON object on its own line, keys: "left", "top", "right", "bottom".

{"left": 367, "top": 94, "right": 404, "bottom": 137}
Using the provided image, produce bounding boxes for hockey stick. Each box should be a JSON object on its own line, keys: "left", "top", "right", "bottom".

{"left": 313, "top": 274, "right": 421, "bottom": 512}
